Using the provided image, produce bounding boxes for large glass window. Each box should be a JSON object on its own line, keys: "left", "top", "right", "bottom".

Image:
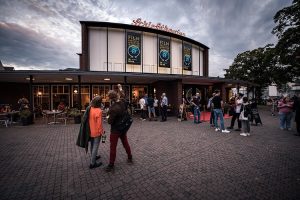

{"left": 33, "top": 85, "right": 50, "bottom": 110}
{"left": 92, "top": 85, "right": 110, "bottom": 108}
{"left": 131, "top": 85, "right": 148, "bottom": 109}
{"left": 52, "top": 85, "right": 70, "bottom": 110}
{"left": 72, "top": 85, "right": 90, "bottom": 109}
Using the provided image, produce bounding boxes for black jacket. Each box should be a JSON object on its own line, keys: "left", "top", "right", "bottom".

{"left": 107, "top": 101, "right": 126, "bottom": 133}
{"left": 76, "top": 106, "right": 91, "bottom": 153}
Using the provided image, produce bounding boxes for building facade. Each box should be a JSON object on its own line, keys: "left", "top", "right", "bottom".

{"left": 0, "top": 21, "right": 251, "bottom": 113}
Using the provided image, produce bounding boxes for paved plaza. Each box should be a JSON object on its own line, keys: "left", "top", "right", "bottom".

{"left": 0, "top": 106, "right": 300, "bottom": 200}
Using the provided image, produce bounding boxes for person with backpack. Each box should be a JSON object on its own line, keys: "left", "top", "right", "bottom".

{"left": 105, "top": 90, "right": 133, "bottom": 172}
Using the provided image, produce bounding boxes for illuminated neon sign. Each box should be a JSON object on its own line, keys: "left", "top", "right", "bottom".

{"left": 132, "top": 18, "right": 186, "bottom": 37}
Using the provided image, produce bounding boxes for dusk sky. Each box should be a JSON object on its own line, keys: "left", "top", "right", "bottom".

{"left": 0, "top": 0, "right": 292, "bottom": 77}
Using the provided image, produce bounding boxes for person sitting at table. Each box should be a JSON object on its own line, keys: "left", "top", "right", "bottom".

{"left": 57, "top": 101, "right": 65, "bottom": 111}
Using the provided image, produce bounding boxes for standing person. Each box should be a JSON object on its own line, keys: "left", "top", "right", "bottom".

{"left": 207, "top": 93, "right": 215, "bottom": 127}
{"left": 105, "top": 90, "right": 133, "bottom": 172}
{"left": 211, "top": 90, "right": 230, "bottom": 133}
{"left": 139, "top": 96, "right": 146, "bottom": 121}
{"left": 278, "top": 96, "right": 294, "bottom": 130}
{"left": 191, "top": 93, "right": 201, "bottom": 124}
{"left": 76, "top": 96, "right": 104, "bottom": 169}
{"left": 240, "top": 97, "right": 251, "bottom": 136}
{"left": 154, "top": 96, "right": 159, "bottom": 117}
{"left": 160, "top": 93, "right": 168, "bottom": 122}
{"left": 227, "top": 93, "right": 243, "bottom": 131}
{"left": 147, "top": 94, "right": 156, "bottom": 121}
{"left": 294, "top": 94, "right": 300, "bottom": 136}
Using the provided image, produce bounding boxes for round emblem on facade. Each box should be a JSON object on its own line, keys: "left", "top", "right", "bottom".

{"left": 184, "top": 55, "right": 191, "bottom": 66}
{"left": 159, "top": 50, "right": 170, "bottom": 62}
{"left": 128, "top": 45, "right": 140, "bottom": 58}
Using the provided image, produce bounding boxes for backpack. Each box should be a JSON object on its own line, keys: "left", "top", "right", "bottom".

{"left": 116, "top": 111, "right": 133, "bottom": 133}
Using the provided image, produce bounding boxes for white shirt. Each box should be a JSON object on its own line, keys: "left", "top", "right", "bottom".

{"left": 235, "top": 98, "right": 243, "bottom": 113}
{"left": 139, "top": 98, "right": 146, "bottom": 109}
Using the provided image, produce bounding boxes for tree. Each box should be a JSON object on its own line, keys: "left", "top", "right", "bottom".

{"left": 224, "top": 45, "right": 288, "bottom": 99}
{"left": 272, "top": 0, "right": 300, "bottom": 79}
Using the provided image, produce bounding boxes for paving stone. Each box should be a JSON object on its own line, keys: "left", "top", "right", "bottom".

{"left": 0, "top": 106, "right": 300, "bottom": 199}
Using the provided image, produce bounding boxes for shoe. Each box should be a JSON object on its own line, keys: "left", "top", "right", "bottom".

{"left": 215, "top": 128, "right": 220, "bottom": 132}
{"left": 210, "top": 124, "right": 215, "bottom": 127}
{"left": 287, "top": 128, "right": 292, "bottom": 131}
{"left": 227, "top": 126, "right": 233, "bottom": 129}
{"left": 96, "top": 155, "right": 101, "bottom": 160}
{"left": 246, "top": 133, "right": 250, "bottom": 136}
{"left": 222, "top": 129, "right": 230, "bottom": 133}
{"left": 280, "top": 127, "right": 284, "bottom": 130}
{"left": 240, "top": 133, "right": 247, "bottom": 136}
{"left": 198, "top": 121, "right": 202, "bottom": 123}
{"left": 105, "top": 164, "right": 114, "bottom": 172}
{"left": 89, "top": 162, "right": 102, "bottom": 169}
{"left": 127, "top": 157, "right": 133, "bottom": 164}
{"left": 234, "top": 128, "right": 241, "bottom": 131}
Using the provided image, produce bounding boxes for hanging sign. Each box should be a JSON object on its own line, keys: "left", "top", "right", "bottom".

{"left": 183, "top": 43, "right": 192, "bottom": 71}
{"left": 127, "top": 32, "right": 141, "bottom": 65}
{"left": 159, "top": 37, "right": 170, "bottom": 68}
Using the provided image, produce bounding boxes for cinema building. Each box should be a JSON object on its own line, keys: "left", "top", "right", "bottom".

{"left": 0, "top": 20, "right": 251, "bottom": 113}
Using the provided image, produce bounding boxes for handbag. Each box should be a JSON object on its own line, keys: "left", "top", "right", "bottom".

{"left": 239, "top": 110, "right": 248, "bottom": 120}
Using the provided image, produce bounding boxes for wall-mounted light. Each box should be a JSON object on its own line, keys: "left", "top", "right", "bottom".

{"left": 37, "top": 91, "right": 42, "bottom": 96}
{"left": 104, "top": 78, "right": 110, "bottom": 81}
{"left": 65, "top": 77, "right": 73, "bottom": 81}
{"left": 153, "top": 88, "right": 156, "bottom": 94}
{"left": 74, "top": 89, "right": 78, "bottom": 94}
{"left": 25, "top": 77, "right": 35, "bottom": 81}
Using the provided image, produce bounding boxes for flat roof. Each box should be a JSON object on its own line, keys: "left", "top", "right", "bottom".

{"left": 0, "top": 70, "right": 256, "bottom": 86}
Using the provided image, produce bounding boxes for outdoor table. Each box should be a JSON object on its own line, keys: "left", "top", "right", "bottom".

{"left": 0, "top": 111, "right": 20, "bottom": 125}
{"left": 45, "top": 110, "right": 63, "bottom": 124}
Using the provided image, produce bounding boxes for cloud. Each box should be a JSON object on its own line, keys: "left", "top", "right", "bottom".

{"left": 0, "top": 0, "right": 293, "bottom": 77}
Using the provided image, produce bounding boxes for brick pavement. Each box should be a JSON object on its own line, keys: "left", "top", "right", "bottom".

{"left": 0, "top": 106, "right": 300, "bottom": 200}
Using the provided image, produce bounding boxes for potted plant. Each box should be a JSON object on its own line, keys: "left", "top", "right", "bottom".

{"left": 69, "top": 108, "right": 82, "bottom": 124}
{"left": 19, "top": 109, "right": 33, "bottom": 126}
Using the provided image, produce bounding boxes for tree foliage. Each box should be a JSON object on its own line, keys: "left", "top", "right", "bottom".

{"left": 224, "top": 0, "right": 300, "bottom": 91}
{"left": 272, "top": 0, "right": 300, "bottom": 79}
{"left": 224, "top": 44, "right": 288, "bottom": 87}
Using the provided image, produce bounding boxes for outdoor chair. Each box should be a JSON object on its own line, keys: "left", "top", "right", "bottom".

{"left": 0, "top": 116, "right": 9, "bottom": 127}
{"left": 56, "top": 112, "right": 68, "bottom": 125}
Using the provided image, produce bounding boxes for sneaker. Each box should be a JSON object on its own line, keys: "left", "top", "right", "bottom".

{"left": 246, "top": 133, "right": 251, "bottom": 136}
{"left": 105, "top": 164, "right": 114, "bottom": 172}
{"left": 215, "top": 128, "right": 220, "bottom": 132}
{"left": 127, "top": 158, "right": 133, "bottom": 164}
{"left": 89, "top": 162, "right": 102, "bottom": 169}
{"left": 280, "top": 127, "right": 284, "bottom": 130}
{"left": 222, "top": 129, "right": 230, "bottom": 133}
{"left": 240, "top": 133, "right": 247, "bottom": 136}
{"left": 142, "top": 119, "right": 146, "bottom": 121}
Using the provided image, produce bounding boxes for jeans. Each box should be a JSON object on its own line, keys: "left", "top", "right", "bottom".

{"left": 90, "top": 136, "right": 100, "bottom": 165}
{"left": 279, "top": 112, "right": 293, "bottom": 129}
{"left": 210, "top": 110, "right": 214, "bottom": 125}
{"left": 193, "top": 107, "right": 201, "bottom": 123}
{"left": 241, "top": 120, "right": 250, "bottom": 133}
{"left": 214, "top": 109, "right": 225, "bottom": 130}
{"left": 109, "top": 133, "right": 132, "bottom": 165}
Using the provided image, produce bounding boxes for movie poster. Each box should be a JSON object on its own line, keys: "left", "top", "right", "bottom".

{"left": 183, "top": 43, "right": 192, "bottom": 70}
{"left": 159, "top": 37, "right": 170, "bottom": 68}
{"left": 127, "top": 32, "right": 141, "bottom": 65}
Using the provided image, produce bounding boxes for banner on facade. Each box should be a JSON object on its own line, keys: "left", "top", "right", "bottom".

{"left": 158, "top": 37, "right": 170, "bottom": 68}
{"left": 183, "top": 43, "right": 192, "bottom": 71}
{"left": 127, "top": 32, "right": 141, "bottom": 65}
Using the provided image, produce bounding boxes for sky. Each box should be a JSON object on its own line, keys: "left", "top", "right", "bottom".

{"left": 0, "top": 0, "right": 293, "bottom": 77}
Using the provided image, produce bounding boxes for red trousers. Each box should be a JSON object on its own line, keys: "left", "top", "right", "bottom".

{"left": 109, "top": 132, "right": 132, "bottom": 164}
